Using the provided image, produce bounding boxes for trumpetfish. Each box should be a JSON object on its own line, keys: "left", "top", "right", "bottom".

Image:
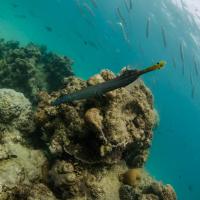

{"left": 52, "top": 61, "right": 166, "bottom": 106}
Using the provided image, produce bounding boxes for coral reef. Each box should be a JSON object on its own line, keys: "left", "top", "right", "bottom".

{"left": 0, "top": 68, "right": 176, "bottom": 199}
{"left": 33, "top": 69, "right": 176, "bottom": 199}
{"left": 0, "top": 89, "right": 48, "bottom": 199}
{"left": 0, "top": 39, "right": 73, "bottom": 102}
{"left": 35, "top": 70, "right": 156, "bottom": 166}
{"left": 0, "top": 89, "right": 34, "bottom": 132}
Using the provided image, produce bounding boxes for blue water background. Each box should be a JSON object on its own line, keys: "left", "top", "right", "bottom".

{"left": 0, "top": 0, "right": 200, "bottom": 199}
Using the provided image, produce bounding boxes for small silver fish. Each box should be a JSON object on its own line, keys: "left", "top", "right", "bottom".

{"left": 87, "top": 40, "right": 99, "bottom": 50}
{"left": 129, "top": 0, "right": 133, "bottom": 10}
{"left": 182, "top": 62, "right": 185, "bottom": 75}
{"left": 116, "top": 7, "right": 127, "bottom": 27}
{"left": 179, "top": 42, "right": 185, "bottom": 75}
{"left": 190, "top": 71, "right": 194, "bottom": 86}
{"left": 75, "top": 0, "right": 85, "bottom": 16}
{"left": 161, "top": 26, "right": 167, "bottom": 48}
{"left": 117, "top": 22, "right": 129, "bottom": 44}
{"left": 180, "top": 43, "right": 184, "bottom": 62}
{"left": 146, "top": 17, "right": 150, "bottom": 39}
{"left": 83, "top": 2, "right": 95, "bottom": 17}
{"left": 124, "top": 0, "right": 130, "bottom": 13}
{"left": 90, "top": 0, "right": 97, "bottom": 8}
{"left": 193, "top": 55, "right": 199, "bottom": 76}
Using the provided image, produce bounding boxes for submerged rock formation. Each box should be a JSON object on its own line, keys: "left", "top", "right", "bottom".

{"left": 36, "top": 70, "right": 156, "bottom": 166}
{"left": 33, "top": 69, "right": 176, "bottom": 200}
{"left": 0, "top": 39, "right": 73, "bottom": 102}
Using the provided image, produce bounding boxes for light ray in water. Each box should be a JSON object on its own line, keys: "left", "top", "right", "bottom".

{"left": 146, "top": 17, "right": 150, "bottom": 39}
{"left": 161, "top": 26, "right": 167, "bottom": 48}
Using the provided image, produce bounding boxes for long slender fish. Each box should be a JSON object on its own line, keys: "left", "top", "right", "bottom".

{"left": 193, "top": 55, "right": 199, "bottom": 76}
{"left": 124, "top": 0, "right": 130, "bottom": 13}
{"left": 180, "top": 42, "right": 184, "bottom": 62}
{"left": 117, "top": 22, "right": 129, "bottom": 43}
{"left": 129, "top": 0, "right": 133, "bottom": 10}
{"left": 52, "top": 61, "right": 166, "bottom": 106}
{"left": 90, "top": 0, "right": 97, "bottom": 8}
{"left": 161, "top": 26, "right": 167, "bottom": 48}
{"left": 190, "top": 71, "right": 194, "bottom": 86}
{"left": 75, "top": 0, "right": 85, "bottom": 16}
{"left": 116, "top": 7, "right": 127, "bottom": 27}
{"left": 146, "top": 17, "right": 150, "bottom": 39}
{"left": 179, "top": 42, "right": 185, "bottom": 75}
{"left": 83, "top": 2, "right": 95, "bottom": 17}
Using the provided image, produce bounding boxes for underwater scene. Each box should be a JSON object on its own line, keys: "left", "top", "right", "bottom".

{"left": 0, "top": 0, "right": 199, "bottom": 199}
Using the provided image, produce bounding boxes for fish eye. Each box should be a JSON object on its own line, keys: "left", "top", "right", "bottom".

{"left": 157, "top": 62, "right": 159, "bottom": 65}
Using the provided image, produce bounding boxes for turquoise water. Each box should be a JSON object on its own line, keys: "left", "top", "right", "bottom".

{"left": 0, "top": 0, "right": 200, "bottom": 199}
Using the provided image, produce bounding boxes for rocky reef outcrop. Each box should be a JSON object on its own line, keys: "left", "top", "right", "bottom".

{"left": 0, "top": 38, "right": 177, "bottom": 200}
{"left": 0, "top": 39, "right": 73, "bottom": 103}
{"left": 33, "top": 69, "right": 176, "bottom": 200}
{"left": 35, "top": 70, "right": 156, "bottom": 166}
{"left": 0, "top": 89, "right": 49, "bottom": 200}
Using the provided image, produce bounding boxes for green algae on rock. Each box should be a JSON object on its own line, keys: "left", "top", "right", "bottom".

{"left": 0, "top": 39, "right": 73, "bottom": 103}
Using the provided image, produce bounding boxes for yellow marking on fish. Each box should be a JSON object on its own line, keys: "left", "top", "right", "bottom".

{"left": 156, "top": 60, "right": 166, "bottom": 69}
{"left": 139, "top": 60, "right": 166, "bottom": 75}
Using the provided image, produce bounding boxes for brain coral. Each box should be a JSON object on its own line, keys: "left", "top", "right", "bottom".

{"left": 0, "top": 89, "right": 48, "bottom": 199}
{"left": 35, "top": 69, "right": 157, "bottom": 166}
{"left": 0, "top": 89, "right": 34, "bottom": 132}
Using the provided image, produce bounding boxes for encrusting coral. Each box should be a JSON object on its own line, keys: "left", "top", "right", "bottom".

{"left": 0, "top": 39, "right": 73, "bottom": 102}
